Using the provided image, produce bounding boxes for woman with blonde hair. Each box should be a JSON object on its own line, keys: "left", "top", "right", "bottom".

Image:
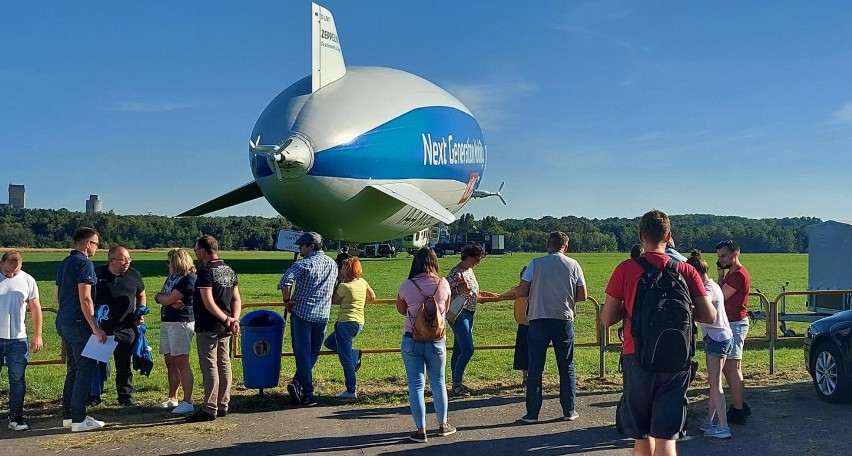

{"left": 323, "top": 257, "right": 375, "bottom": 399}
{"left": 154, "top": 248, "right": 197, "bottom": 415}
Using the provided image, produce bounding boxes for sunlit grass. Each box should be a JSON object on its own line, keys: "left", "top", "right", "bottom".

{"left": 3, "top": 250, "right": 811, "bottom": 412}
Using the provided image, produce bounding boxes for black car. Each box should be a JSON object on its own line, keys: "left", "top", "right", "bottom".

{"left": 804, "top": 310, "right": 852, "bottom": 403}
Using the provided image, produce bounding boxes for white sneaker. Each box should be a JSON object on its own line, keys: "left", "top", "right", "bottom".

{"left": 337, "top": 391, "right": 357, "bottom": 399}
{"left": 172, "top": 401, "right": 195, "bottom": 414}
{"left": 63, "top": 419, "right": 72, "bottom": 428}
{"left": 705, "top": 425, "right": 732, "bottom": 439}
{"left": 159, "top": 398, "right": 179, "bottom": 409}
{"left": 70, "top": 416, "right": 105, "bottom": 432}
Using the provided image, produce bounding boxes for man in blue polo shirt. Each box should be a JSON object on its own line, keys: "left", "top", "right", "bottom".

{"left": 54, "top": 227, "right": 107, "bottom": 432}
{"left": 278, "top": 232, "right": 337, "bottom": 407}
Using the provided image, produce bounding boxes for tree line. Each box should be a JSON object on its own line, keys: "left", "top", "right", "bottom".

{"left": 0, "top": 207, "right": 818, "bottom": 253}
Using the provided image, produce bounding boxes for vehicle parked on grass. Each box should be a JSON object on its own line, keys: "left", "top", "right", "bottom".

{"left": 804, "top": 309, "right": 852, "bottom": 403}
{"left": 361, "top": 243, "right": 396, "bottom": 258}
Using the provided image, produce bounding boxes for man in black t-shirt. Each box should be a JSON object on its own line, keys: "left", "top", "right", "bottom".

{"left": 94, "top": 246, "right": 146, "bottom": 407}
{"left": 186, "top": 235, "right": 242, "bottom": 423}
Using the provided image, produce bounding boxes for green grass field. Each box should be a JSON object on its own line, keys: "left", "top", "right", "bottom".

{"left": 3, "top": 250, "right": 813, "bottom": 410}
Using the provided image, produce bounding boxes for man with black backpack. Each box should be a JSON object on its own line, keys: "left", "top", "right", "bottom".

{"left": 602, "top": 210, "right": 716, "bottom": 456}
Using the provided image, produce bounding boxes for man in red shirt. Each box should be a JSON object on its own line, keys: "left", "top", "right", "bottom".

{"left": 715, "top": 239, "right": 751, "bottom": 425}
{"left": 603, "top": 210, "right": 715, "bottom": 456}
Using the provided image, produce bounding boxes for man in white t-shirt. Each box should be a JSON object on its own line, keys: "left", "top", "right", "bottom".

{"left": 0, "top": 251, "right": 43, "bottom": 431}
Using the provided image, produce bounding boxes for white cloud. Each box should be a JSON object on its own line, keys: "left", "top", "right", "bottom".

{"left": 108, "top": 100, "right": 193, "bottom": 112}
{"left": 832, "top": 102, "right": 852, "bottom": 126}
{"left": 441, "top": 80, "right": 537, "bottom": 130}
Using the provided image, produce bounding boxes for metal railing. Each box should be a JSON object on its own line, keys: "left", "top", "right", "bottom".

{"left": 33, "top": 289, "right": 842, "bottom": 378}
{"left": 233, "top": 296, "right": 609, "bottom": 375}
{"left": 28, "top": 307, "right": 66, "bottom": 366}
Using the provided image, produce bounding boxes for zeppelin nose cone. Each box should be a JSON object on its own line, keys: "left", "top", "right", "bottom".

{"left": 268, "top": 134, "right": 314, "bottom": 179}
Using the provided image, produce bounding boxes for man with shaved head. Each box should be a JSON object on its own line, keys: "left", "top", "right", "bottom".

{"left": 95, "top": 245, "right": 146, "bottom": 407}
{"left": 1, "top": 251, "right": 43, "bottom": 431}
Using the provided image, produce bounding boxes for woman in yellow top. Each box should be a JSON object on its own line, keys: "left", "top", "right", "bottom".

{"left": 498, "top": 267, "right": 529, "bottom": 387}
{"left": 323, "top": 257, "right": 375, "bottom": 398}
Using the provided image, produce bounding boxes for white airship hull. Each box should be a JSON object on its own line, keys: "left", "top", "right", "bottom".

{"left": 249, "top": 66, "right": 486, "bottom": 242}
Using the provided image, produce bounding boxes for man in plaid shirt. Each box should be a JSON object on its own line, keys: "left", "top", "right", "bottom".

{"left": 278, "top": 232, "right": 337, "bottom": 407}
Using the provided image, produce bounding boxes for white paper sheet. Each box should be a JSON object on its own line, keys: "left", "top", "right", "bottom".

{"left": 81, "top": 335, "right": 118, "bottom": 362}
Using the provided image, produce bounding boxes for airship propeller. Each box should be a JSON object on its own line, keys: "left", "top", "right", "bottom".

{"left": 250, "top": 134, "right": 315, "bottom": 181}
{"left": 472, "top": 181, "right": 506, "bottom": 205}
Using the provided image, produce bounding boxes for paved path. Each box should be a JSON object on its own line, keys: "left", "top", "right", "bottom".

{"left": 1, "top": 382, "right": 850, "bottom": 455}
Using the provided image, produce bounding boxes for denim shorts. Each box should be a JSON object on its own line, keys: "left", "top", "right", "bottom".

{"left": 703, "top": 335, "right": 733, "bottom": 358}
{"left": 729, "top": 319, "right": 750, "bottom": 360}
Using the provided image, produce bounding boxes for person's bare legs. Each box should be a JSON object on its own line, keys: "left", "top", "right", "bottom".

{"left": 164, "top": 355, "right": 179, "bottom": 401}
{"left": 723, "top": 359, "right": 744, "bottom": 409}
{"left": 173, "top": 354, "right": 194, "bottom": 402}
{"left": 634, "top": 437, "right": 677, "bottom": 456}
{"left": 706, "top": 354, "right": 728, "bottom": 427}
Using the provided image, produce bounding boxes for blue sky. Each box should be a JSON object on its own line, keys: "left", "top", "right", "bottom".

{"left": 2, "top": 1, "right": 852, "bottom": 221}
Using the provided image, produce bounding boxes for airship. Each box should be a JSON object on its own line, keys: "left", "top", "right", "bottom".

{"left": 180, "top": 2, "right": 504, "bottom": 243}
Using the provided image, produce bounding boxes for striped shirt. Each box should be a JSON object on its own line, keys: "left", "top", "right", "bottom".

{"left": 277, "top": 250, "right": 337, "bottom": 322}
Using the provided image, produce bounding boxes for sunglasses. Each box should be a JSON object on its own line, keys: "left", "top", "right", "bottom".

{"left": 715, "top": 239, "right": 736, "bottom": 249}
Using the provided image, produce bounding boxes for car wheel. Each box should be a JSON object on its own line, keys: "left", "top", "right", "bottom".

{"left": 810, "top": 342, "right": 850, "bottom": 403}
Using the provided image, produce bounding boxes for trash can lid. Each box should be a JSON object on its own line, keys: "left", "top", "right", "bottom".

{"left": 240, "top": 309, "right": 286, "bottom": 327}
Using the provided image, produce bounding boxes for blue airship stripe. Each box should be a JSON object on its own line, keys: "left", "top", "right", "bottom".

{"left": 253, "top": 153, "right": 275, "bottom": 178}
{"left": 309, "top": 106, "right": 486, "bottom": 182}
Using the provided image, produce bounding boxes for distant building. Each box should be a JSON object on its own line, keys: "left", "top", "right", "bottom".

{"left": 86, "top": 194, "right": 102, "bottom": 213}
{"left": 8, "top": 184, "right": 24, "bottom": 208}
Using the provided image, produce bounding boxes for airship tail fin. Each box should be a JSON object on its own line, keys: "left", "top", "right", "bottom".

{"left": 312, "top": 2, "right": 346, "bottom": 92}
{"left": 177, "top": 181, "right": 263, "bottom": 216}
{"left": 368, "top": 183, "right": 455, "bottom": 225}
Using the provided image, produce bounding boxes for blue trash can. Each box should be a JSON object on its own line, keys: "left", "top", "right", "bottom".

{"left": 240, "top": 310, "right": 286, "bottom": 392}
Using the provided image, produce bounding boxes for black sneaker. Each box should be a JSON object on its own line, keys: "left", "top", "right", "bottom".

{"left": 216, "top": 409, "right": 228, "bottom": 418}
{"left": 185, "top": 409, "right": 216, "bottom": 423}
{"left": 86, "top": 395, "right": 102, "bottom": 406}
{"left": 118, "top": 397, "right": 136, "bottom": 407}
{"left": 8, "top": 416, "right": 29, "bottom": 431}
{"left": 742, "top": 401, "right": 752, "bottom": 416}
{"left": 409, "top": 431, "right": 427, "bottom": 443}
{"left": 301, "top": 395, "right": 318, "bottom": 407}
{"left": 355, "top": 350, "right": 363, "bottom": 372}
{"left": 287, "top": 381, "right": 303, "bottom": 406}
{"left": 726, "top": 406, "right": 747, "bottom": 425}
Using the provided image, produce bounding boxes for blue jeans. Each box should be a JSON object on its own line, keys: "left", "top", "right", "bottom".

{"left": 401, "top": 336, "right": 448, "bottom": 428}
{"left": 323, "top": 321, "right": 363, "bottom": 393}
{"left": 56, "top": 320, "right": 97, "bottom": 422}
{"left": 450, "top": 309, "right": 475, "bottom": 386}
{"left": 0, "top": 338, "right": 29, "bottom": 416}
{"left": 290, "top": 314, "right": 328, "bottom": 396}
{"left": 526, "top": 319, "right": 576, "bottom": 419}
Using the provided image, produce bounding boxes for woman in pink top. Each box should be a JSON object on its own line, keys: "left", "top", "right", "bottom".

{"left": 396, "top": 247, "right": 455, "bottom": 443}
